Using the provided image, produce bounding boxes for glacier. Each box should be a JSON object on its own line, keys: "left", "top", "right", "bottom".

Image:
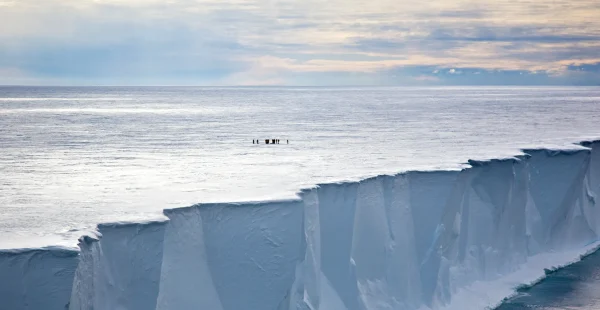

{"left": 1, "top": 140, "right": 600, "bottom": 310}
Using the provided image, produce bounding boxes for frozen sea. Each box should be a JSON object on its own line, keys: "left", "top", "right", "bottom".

{"left": 1, "top": 86, "right": 600, "bottom": 249}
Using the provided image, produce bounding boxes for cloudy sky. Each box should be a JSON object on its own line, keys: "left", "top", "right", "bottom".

{"left": 1, "top": 0, "right": 599, "bottom": 85}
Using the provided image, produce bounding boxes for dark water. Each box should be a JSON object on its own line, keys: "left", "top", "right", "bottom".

{"left": 497, "top": 248, "right": 600, "bottom": 310}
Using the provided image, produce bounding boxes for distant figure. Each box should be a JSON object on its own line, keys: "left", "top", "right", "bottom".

{"left": 287, "top": 140, "right": 289, "bottom": 144}
{"left": 252, "top": 139, "right": 255, "bottom": 144}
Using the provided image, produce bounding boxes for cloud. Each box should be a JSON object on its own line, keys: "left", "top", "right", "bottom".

{"left": 413, "top": 75, "right": 440, "bottom": 82}
{"left": 0, "top": 0, "right": 599, "bottom": 85}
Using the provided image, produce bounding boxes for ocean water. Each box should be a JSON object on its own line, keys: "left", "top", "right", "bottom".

{"left": 497, "top": 247, "right": 600, "bottom": 310}
{"left": 1, "top": 86, "right": 600, "bottom": 248}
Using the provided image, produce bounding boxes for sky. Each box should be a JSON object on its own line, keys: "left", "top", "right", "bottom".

{"left": 0, "top": 0, "right": 599, "bottom": 86}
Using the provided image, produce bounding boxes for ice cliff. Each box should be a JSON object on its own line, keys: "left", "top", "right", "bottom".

{"left": 1, "top": 140, "right": 600, "bottom": 310}
{"left": 0, "top": 247, "right": 78, "bottom": 310}
{"left": 68, "top": 221, "right": 166, "bottom": 310}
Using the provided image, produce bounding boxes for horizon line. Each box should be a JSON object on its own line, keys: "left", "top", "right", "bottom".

{"left": 1, "top": 84, "right": 599, "bottom": 88}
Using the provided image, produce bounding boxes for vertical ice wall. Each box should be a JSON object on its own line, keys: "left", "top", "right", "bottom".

{"left": 289, "top": 146, "right": 598, "bottom": 310}
{"left": 586, "top": 141, "right": 600, "bottom": 196}
{"left": 523, "top": 149, "right": 595, "bottom": 251}
{"left": 582, "top": 141, "right": 600, "bottom": 235}
{"left": 289, "top": 171, "right": 459, "bottom": 310}
{"left": 157, "top": 201, "right": 304, "bottom": 310}
{"left": 69, "top": 221, "right": 166, "bottom": 310}
{"left": 430, "top": 157, "right": 537, "bottom": 307}
{"left": 0, "top": 247, "right": 78, "bottom": 310}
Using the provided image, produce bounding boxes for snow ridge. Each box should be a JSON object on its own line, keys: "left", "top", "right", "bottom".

{"left": 1, "top": 140, "right": 600, "bottom": 310}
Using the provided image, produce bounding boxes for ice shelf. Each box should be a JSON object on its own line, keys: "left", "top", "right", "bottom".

{"left": 1, "top": 140, "right": 600, "bottom": 310}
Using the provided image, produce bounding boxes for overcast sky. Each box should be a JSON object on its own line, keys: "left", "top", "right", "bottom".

{"left": 1, "top": 0, "right": 599, "bottom": 85}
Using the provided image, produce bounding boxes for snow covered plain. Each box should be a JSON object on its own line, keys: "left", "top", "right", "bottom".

{"left": 1, "top": 86, "right": 600, "bottom": 309}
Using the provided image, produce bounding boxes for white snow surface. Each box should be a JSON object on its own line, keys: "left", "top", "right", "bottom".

{"left": 2, "top": 86, "right": 600, "bottom": 247}
{"left": 1, "top": 140, "right": 600, "bottom": 310}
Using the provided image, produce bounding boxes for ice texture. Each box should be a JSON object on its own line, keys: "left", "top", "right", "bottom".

{"left": 1, "top": 140, "right": 600, "bottom": 310}
{"left": 68, "top": 221, "right": 166, "bottom": 310}
{"left": 0, "top": 247, "right": 78, "bottom": 310}
{"left": 156, "top": 201, "right": 303, "bottom": 310}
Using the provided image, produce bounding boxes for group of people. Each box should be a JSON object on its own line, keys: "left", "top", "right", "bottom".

{"left": 253, "top": 139, "right": 288, "bottom": 144}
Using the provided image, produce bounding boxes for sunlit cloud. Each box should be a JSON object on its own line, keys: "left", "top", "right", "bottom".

{"left": 0, "top": 0, "right": 599, "bottom": 85}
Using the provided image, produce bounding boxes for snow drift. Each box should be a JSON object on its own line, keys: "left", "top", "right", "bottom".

{"left": 1, "top": 140, "right": 600, "bottom": 310}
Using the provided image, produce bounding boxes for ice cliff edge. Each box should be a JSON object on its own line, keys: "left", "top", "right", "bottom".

{"left": 1, "top": 140, "right": 600, "bottom": 310}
